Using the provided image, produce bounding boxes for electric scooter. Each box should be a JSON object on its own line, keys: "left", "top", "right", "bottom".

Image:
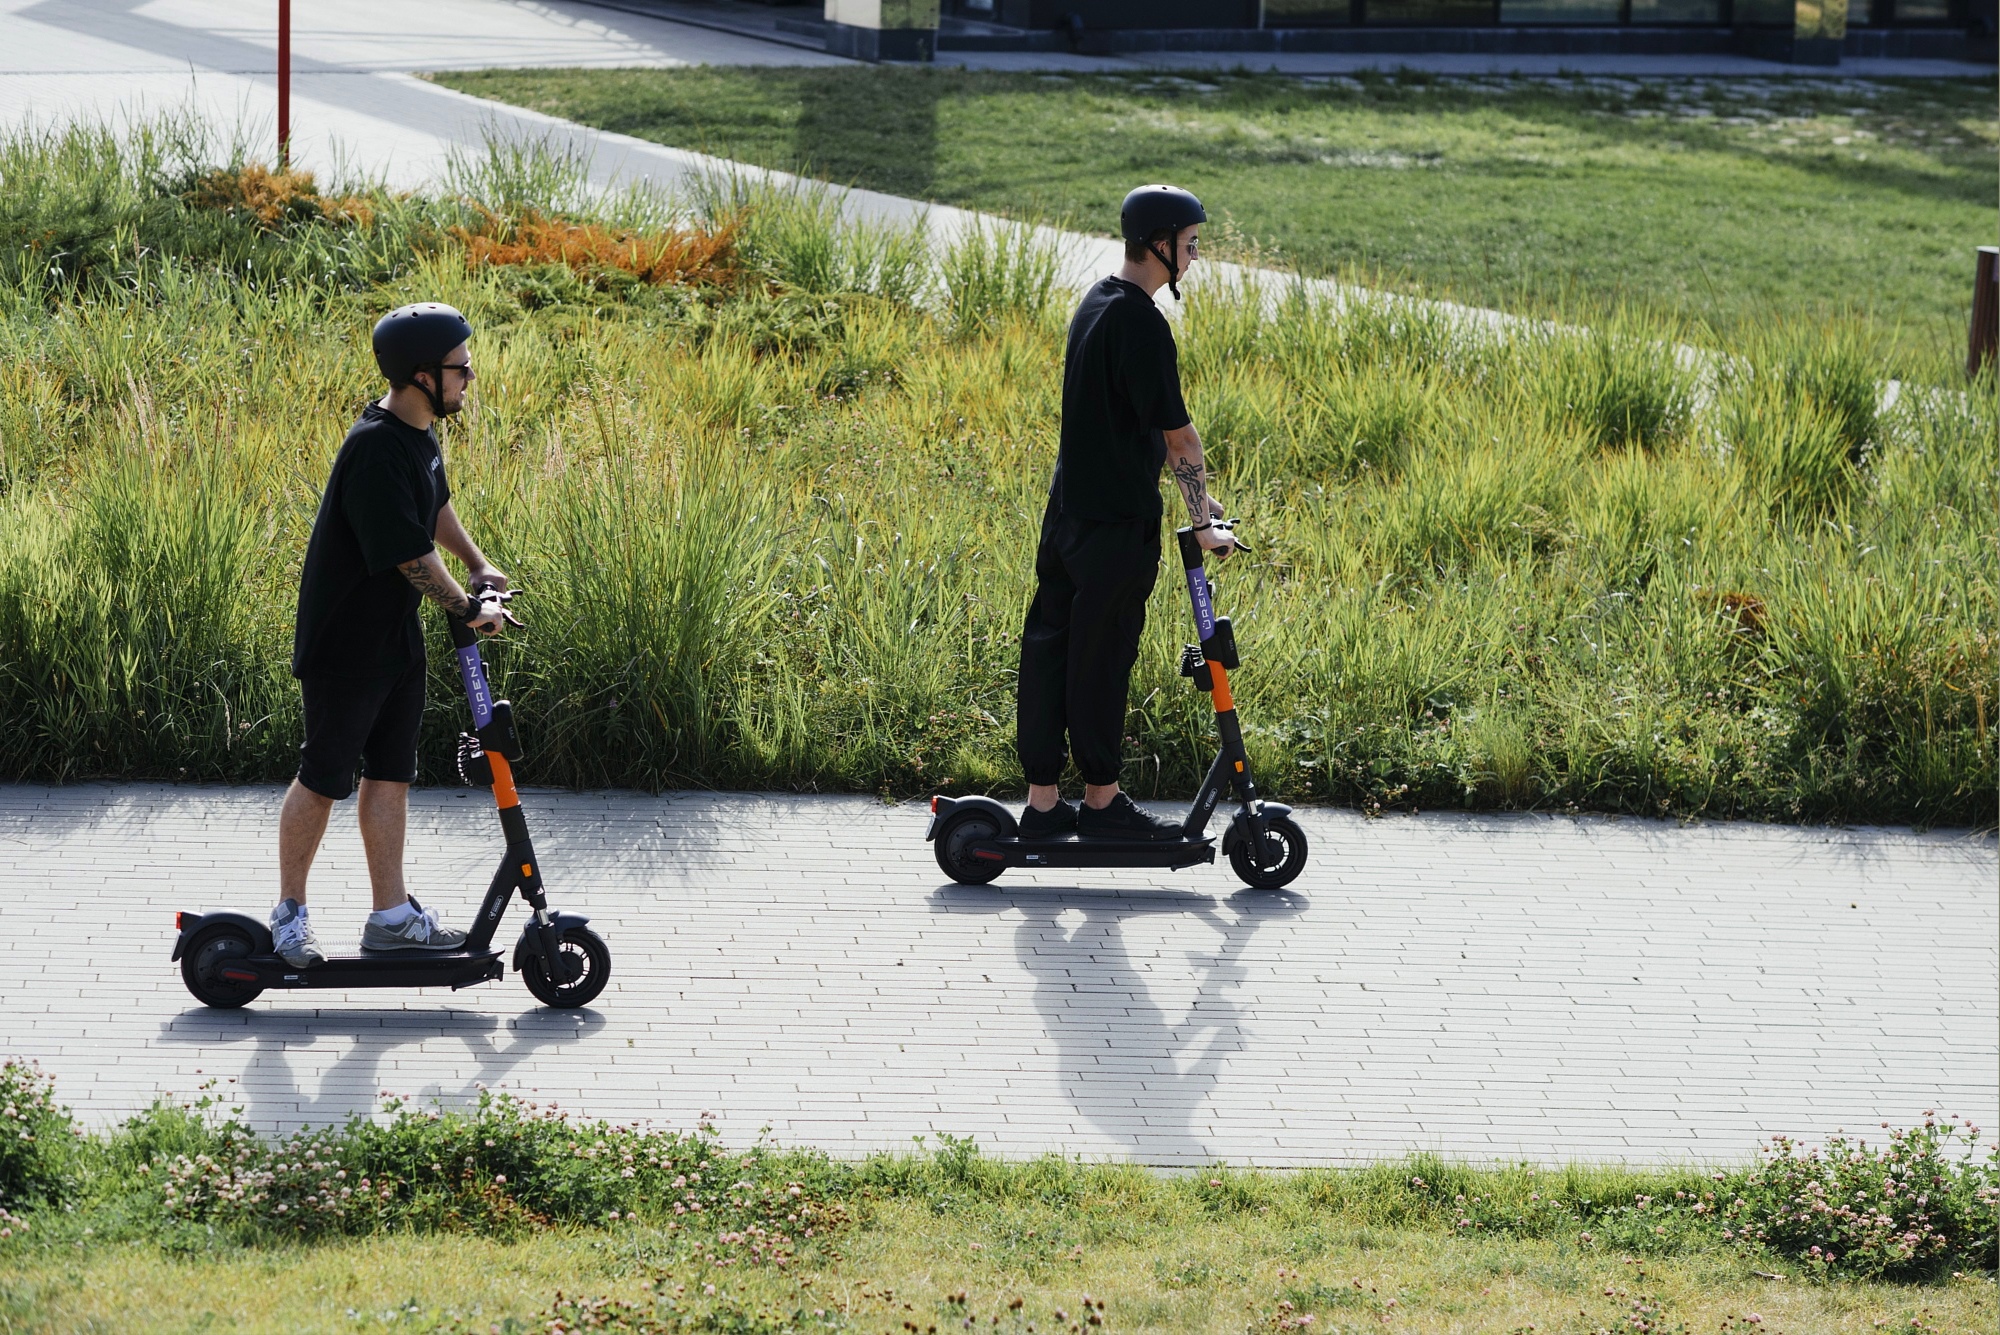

{"left": 172, "top": 588, "right": 611, "bottom": 1010}
{"left": 927, "top": 523, "right": 1308, "bottom": 891}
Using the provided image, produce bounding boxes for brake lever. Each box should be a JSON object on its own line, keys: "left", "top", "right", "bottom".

{"left": 469, "top": 586, "right": 527, "bottom": 631}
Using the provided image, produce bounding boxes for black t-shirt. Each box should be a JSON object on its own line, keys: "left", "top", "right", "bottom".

{"left": 1049, "top": 276, "right": 1191, "bottom": 523}
{"left": 291, "top": 403, "right": 451, "bottom": 680}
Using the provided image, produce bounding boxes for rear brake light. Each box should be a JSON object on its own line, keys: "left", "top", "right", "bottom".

{"left": 175, "top": 912, "right": 186, "bottom": 931}
{"left": 930, "top": 796, "right": 938, "bottom": 813}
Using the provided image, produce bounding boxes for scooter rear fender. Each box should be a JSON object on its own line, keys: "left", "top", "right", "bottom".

{"left": 925, "top": 795, "right": 1019, "bottom": 842}
{"left": 171, "top": 911, "right": 274, "bottom": 962}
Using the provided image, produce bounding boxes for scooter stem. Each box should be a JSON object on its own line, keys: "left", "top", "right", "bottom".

{"left": 447, "top": 608, "right": 521, "bottom": 816}
{"left": 1179, "top": 530, "right": 1218, "bottom": 642}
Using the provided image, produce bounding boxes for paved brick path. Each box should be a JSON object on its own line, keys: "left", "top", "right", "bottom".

{"left": 3, "top": 784, "right": 1991, "bottom": 1166}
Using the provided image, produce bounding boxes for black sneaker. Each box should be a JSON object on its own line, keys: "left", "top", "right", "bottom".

{"left": 1077, "top": 793, "right": 1184, "bottom": 842}
{"left": 1019, "top": 799, "right": 1079, "bottom": 839}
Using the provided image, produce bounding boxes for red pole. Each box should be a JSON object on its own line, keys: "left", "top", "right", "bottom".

{"left": 277, "top": 0, "right": 291, "bottom": 169}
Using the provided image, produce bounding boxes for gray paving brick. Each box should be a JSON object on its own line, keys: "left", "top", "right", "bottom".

{"left": 0, "top": 782, "right": 1992, "bottom": 1167}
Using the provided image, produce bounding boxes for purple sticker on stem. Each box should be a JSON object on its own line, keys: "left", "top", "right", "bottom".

{"left": 456, "top": 643, "right": 493, "bottom": 729}
{"left": 1185, "top": 564, "right": 1215, "bottom": 642}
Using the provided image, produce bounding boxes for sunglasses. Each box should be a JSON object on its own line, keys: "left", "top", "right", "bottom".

{"left": 438, "top": 362, "right": 474, "bottom": 378}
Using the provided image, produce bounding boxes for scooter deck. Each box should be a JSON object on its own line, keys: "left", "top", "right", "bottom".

{"left": 217, "top": 949, "right": 505, "bottom": 992}
{"left": 971, "top": 834, "right": 1216, "bottom": 871}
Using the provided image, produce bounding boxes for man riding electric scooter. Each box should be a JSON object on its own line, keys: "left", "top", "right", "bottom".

{"left": 1016, "top": 184, "right": 1238, "bottom": 839}
{"left": 272, "top": 302, "right": 509, "bottom": 968}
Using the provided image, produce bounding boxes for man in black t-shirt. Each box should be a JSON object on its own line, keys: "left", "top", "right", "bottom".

{"left": 1016, "top": 185, "right": 1239, "bottom": 841}
{"left": 270, "top": 303, "right": 509, "bottom": 968}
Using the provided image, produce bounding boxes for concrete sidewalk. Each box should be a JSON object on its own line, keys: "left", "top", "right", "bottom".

{"left": 3, "top": 783, "right": 1992, "bottom": 1166}
{"left": 0, "top": 0, "right": 844, "bottom": 191}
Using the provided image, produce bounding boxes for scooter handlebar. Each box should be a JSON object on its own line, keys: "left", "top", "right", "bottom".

{"left": 1175, "top": 521, "right": 1249, "bottom": 568}
{"left": 447, "top": 585, "right": 524, "bottom": 648}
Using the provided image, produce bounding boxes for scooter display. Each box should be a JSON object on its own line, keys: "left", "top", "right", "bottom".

{"left": 928, "top": 523, "right": 1308, "bottom": 891}
{"left": 172, "top": 588, "right": 611, "bottom": 1010}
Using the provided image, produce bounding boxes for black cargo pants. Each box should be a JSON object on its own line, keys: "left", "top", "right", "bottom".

{"left": 1015, "top": 504, "right": 1160, "bottom": 787}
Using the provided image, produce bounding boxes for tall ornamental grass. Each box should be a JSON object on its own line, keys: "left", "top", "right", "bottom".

{"left": 0, "top": 122, "right": 1990, "bottom": 823}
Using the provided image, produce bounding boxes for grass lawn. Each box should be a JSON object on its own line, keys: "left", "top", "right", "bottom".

{"left": 432, "top": 67, "right": 1998, "bottom": 373}
{"left": 6, "top": 1214, "right": 1995, "bottom": 1333}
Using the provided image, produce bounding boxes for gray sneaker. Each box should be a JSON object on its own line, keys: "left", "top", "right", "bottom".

{"left": 359, "top": 897, "right": 468, "bottom": 954}
{"left": 269, "top": 898, "right": 326, "bottom": 968}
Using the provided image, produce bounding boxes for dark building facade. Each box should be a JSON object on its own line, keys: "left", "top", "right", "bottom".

{"left": 944, "top": 0, "right": 1987, "bottom": 38}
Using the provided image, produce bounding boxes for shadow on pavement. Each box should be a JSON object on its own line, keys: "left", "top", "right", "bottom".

{"left": 931, "top": 884, "right": 1307, "bottom": 1161}
{"left": 157, "top": 1004, "right": 605, "bottom": 1128}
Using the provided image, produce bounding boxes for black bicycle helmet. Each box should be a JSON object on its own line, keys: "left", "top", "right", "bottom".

{"left": 1120, "top": 184, "right": 1206, "bottom": 300}
{"left": 372, "top": 303, "right": 473, "bottom": 414}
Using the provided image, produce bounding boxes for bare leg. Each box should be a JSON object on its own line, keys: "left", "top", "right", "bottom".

{"left": 278, "top": 780, "right": 334, "bottom": 905}
{"left": 1026, "top": 783, "right": 1063, "bottom": 812}
{"left": 1083, "top": 782, "right": 1121, "bottom": 810}
{"left": 356, "top": 779, "right": 411, "bottom": 913}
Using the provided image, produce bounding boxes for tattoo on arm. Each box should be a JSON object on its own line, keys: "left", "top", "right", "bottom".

{"left": 398, "top": 556, "right": 472, "bottom": 618}
{"left": 1170, "top": 455, "right": 1210, "bottom": 525}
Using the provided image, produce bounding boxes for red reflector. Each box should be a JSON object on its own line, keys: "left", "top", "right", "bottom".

{"left": 220, "top": 969, "right": 258, "bottom": 982}
{"left": 973, "top": 849, "right": 1004, "bottom": 861}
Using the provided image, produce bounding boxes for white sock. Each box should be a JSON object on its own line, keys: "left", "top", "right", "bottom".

{"left": 369, "top": 900, "right": 417, "bottom": 926}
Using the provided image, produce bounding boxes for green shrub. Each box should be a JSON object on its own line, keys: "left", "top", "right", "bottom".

{"left": 0, "top": 1059, "right": 77, "bottom": 1212}
{"left": 1724, "top": 1114, "right": 1999, "bottom": 1280}
{"left": 111, "top": 1088, "right": 849, "bottom": 1249}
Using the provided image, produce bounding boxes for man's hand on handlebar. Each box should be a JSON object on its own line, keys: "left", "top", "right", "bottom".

{"left": 1196, "top": 518, "right": 1246, "bottom": 560}
{"left": 460, "top": 584, "right": 525, "bottom": 638}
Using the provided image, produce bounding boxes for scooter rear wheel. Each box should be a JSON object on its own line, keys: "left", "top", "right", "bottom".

{"left": 1229, "top": 816, "right": 1308, "bottom": 890}
{"left": 934, "top": 811, "right": 1007, "bottom": 885}
{"left": 520, "top": 926, "right": 611, "bottom": 1009}
{"left": 181, "top": 924, "right": 264, "bottom": 1009}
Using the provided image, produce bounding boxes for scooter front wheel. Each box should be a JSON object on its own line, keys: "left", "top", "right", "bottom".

{"left": 520, "top": 926, "right": 611, "bottom": 1009}
{"left": 1230, "top": 816, "right": 1308, "bottom": 890}
{"left": 181, "top": 924, "right": 264, "bottom": 1009}
{"left": 934, "top": 811, "right": 1007, "bottom": 885}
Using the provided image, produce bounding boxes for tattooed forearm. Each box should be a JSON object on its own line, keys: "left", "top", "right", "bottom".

{"left": 1170, "top": 455, "right": 1210, "bottom": 525}
{"left": 398, "top": 554, "right": 472, "bottom": 617}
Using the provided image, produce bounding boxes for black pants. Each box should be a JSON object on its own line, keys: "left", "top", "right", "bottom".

{"left": 1016, "top": 507, "right": 1160, "bottom": 787}
{"left": 296, "top": 659, "right": 426, "bottom": 800}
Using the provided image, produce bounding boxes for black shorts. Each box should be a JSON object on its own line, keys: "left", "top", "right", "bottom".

{"left": 296, "top": 660, "right": 426, "bottom": 800}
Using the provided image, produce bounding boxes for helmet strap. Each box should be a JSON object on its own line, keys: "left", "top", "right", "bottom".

{"left": 414, "top": 367, "right": 447, "bottom": 419}
{"left": 1148, "top": 230, "right": 1183, "bottom": 301}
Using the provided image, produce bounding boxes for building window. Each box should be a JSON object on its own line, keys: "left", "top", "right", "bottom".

{"left": 1262, "top": 0, "right": 1355, "bottom": 22}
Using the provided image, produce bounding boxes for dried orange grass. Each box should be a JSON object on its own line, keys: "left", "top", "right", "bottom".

{"left": 450, "top": 208, "right": 736, "bottom": 286}
{"left": 183, "top": 163, "right": 375, "bottom": 229}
